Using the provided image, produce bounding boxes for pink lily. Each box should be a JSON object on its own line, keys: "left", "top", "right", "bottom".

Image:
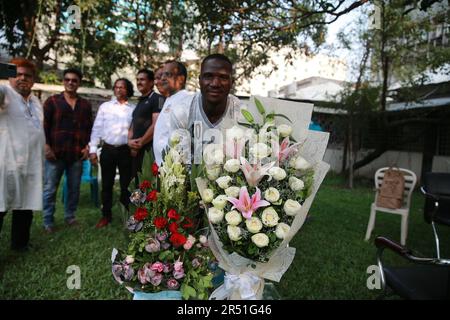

{"left": 240, "top": 157, "right": 275, "bottom": 187}
{"left": 225, "top": 138, "right": 245, "bottom": 159}
{"left": 278, "top": 137, "right": 301, "bottom": 162}
{"left": 227, "top": 186, "right": 270, "bottom": 219}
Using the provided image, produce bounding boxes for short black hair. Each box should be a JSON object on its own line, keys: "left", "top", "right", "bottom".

{"left": 114, "top": 78, "right": 134, "bottom": 98}
{"left": 164, "top": 60, "right": 187, "bottom": 81}
{"left": 201, "top": 54, "right": 233, "bottom": 72}
{"left": 137, "top": 68, "right": 154, "bottom": 81}
{"left": 63, "top": 68, "right": 83, "bottom": 81}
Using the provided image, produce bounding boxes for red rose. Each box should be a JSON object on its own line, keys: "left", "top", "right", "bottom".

{"left": 134, "top": 208, "right": 148, "bottom": 221}
{"left": 182, "top": 217, "right": 194, "bottom": 229}
{"left": 167, "top": 209, "right": 181, "bottom": 220}
{"left": 169, "top": 222, "right": 179, "bottom": 234}
{"left": 152, "top": 163, "right": 159, "bottom": 177}
{"left": 154, "top": 217, "right": 168, "bottom": 229}
{"left": 139, "top": 180, "right": 151, "bottom": 190}
{"left": 169, "top": 233, "right": 187, "bottom": 247}
{"left": 146, "top": 190, "right": 158, "bottom": 202}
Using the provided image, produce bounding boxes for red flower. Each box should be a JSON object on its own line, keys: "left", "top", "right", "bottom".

{"left": 139, "top": 180, "right": 151, "bottom": 190}
{"left": 167, "top": 209, "right": 181, "bottom": 221}
{"left": 154, "top": 217, "right": 168, "bottom": 229}
{"left": 152, "top": 163, "right": 159, "bottom": 176}
{"left": 134, "top": 208, "right": 148, "bottom": 221}
{"left": 169, "top": 233, "right": 187, "bottom": 247}
{"left": 182, "top": 217, "right": 194, "bottom": 229}
{"left": 146, "top": 190, "right": 158, "bottom": 202}
{"left": 169, "top": 222, "right": 179, "bottom": 234}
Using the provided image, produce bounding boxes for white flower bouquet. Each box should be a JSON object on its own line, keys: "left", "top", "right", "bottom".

{"left": 196, "top": 96, "right": 330, "bottom": 300}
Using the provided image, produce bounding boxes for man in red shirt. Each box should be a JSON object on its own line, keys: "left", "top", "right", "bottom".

{"left": 42, "top": 68, "right": 93, "bottom": 233}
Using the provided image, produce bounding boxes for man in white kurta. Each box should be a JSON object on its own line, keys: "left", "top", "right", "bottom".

{"left": 0, "top": 58, "right": 45, "bottom": 251}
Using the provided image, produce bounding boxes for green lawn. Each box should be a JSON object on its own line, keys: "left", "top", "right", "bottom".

{"left": 1, "top": 173, "right": 448, "bottom": 299}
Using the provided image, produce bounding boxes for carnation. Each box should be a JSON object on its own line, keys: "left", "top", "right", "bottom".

{"left": 134, "top": 207, "right": 148, "bottom": 221}
{"left": 245, "top": 217, "right": 263, "bottom": 233}
{"left": 261, "top": 207, "right": 280, "bottom": 227}
{"left": 251, "top": 233, "right": 270, "bottom": 248}
{"left": 208, "top": 207, "right": 224, "bottom": 224}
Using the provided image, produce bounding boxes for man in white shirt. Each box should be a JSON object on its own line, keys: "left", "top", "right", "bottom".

{"left": 152, "top": 60, "right": 193, "bottom": 165}
{"left": 169, "top": 54, "right": 241, "bottom": 164}
{"left": 0, "top": 58, "right": 45, "bottom": 252}
{"left": 89, "top": 78, "right": 135, "bottom": 228}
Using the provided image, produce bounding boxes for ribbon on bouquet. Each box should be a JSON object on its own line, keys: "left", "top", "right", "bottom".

{"left": 209, "top": 272, "right": 265, "bottom": 300}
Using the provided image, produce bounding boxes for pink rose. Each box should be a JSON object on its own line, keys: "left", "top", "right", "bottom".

{"left": 156, "top": 232, "right": 168, "bottom": 241}
{"left": 151, "top": 262, "right": 165, "bottom": 273}
{"left": 173, "top": 269, "right": 185, "bottom": 279}
{"left": 145, "top": 238, "right": 160, "bottom": 253}
{"left": 174, "top": 260, "right": 183, "bottom": 272}
{"left": 183, "top": 235, "right": 196, "bottom": 250}
{"left": 167, "top": 278, "right": 180, "bottom": 290}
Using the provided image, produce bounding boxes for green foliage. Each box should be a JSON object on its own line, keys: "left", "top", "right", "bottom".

{"left": 39, "top": 70, "right": 61, "bottom": 84}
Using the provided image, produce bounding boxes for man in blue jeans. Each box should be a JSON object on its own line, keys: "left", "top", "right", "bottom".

{"left": 42, "top": 68, "right": 93, "bottom": 233}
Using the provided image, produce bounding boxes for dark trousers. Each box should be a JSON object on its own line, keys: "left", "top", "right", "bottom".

{"left": 100, "top": 144, "right": 132, "bottom": 218}
{"left": 0, "top": 210, "right": 33, "bottom": 250}
{"left": 131, "top": 147, "right": 150, "bottom": 189}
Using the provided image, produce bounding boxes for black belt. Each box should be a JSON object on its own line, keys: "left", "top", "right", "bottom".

{"left": 103, "top": 142, "right": 128, "bottom": 149}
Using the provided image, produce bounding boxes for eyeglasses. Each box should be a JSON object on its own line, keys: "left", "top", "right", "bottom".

{"left": 160, "top": 72, "right": 178, "bottom": 79}
{"left": 64, "top": 78, "right": 79, "bottom": 83}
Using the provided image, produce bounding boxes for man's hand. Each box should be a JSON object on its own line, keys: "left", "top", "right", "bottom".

{"left": 128, "top": 138, "right": 142, "bottom": 150}
{"left": 80, "top": 146, "right": 89, "bottom": 160}
{"left": 89, "top": 153, "right": 98, "bottom": 166}
{"left": 45, "top": 144, "right": 57, "bottom": 161}
{"left": 130, "top": 149, "right": 138, "bottom": 157}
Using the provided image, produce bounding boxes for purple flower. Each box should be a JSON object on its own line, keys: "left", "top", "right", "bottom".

{"left": 163, "top": 263, "right": 172, "bottom": 273}
{"left": 192, "top": 258, "right": 201, "bottom": 269}
{"left": 167, "top": 278, "right": 180, "bottom": 290}
{"left": 145, "top": 238, "right": 160, "bottom": 253}
{"left": 130, "top": 190, "right": 146, "bottom": 205}
{"left": 112, "top": 264, "right": 124, "bottom": 283}
{"left": 138, "top": 263, "right": 156, "bottom": 284}
{"left": 151, "top": 262, "right": 165, "bottom": 273}
{"left": 126, "top": 216, "right": 143, "bottom": 232}
{"left": 174, "top": 260, "right": 183, "bottom": 272}
{"left": 150, "top": 273, "right": 163, "bottom": 286}
{"left": 161, "top": 242, "right": 171, "bottom": 250}
{"left": 137, "top": 268, "right": 148, "bottom": 284}
{"left": 122, "top": 264, "right": 134, "bottom": 281}
{"left": 156, "top": 232, "right": 168, "bottom": 242}
{"left": 173, "top": 269, "right": 185, "bottom": 279}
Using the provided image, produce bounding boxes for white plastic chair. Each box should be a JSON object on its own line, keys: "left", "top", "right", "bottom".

{"left": 365, "top": 167, "right": 417, "bottom": 246}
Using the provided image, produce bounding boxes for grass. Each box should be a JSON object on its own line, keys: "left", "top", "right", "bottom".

{"left": 0, "top": 173, "right": 448, "bottom": 299}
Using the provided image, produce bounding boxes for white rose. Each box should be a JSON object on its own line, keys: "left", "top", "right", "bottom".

{"left": 202, "top": 189, "right": 214, "bottom": 203}
{"left": 277, "top": 124, "right": 293, "bottom": 138}
{"left": 169, "top": 131, "right": 181, "bottom": 147}
{"left": 289, "top": 176, "right": 305, "bottom": 191}
{"left": 203, "top": 144, "right": 224, "bottom": 165}
{"left": 289, "top": 155, "right": 311, "bottom": 171}
{"left": 199, "top": 235, "right": 208, "bottom": 244}
{"left": 275, "top": 223, "right": 290, "bottom": 239}
{"left": 225, "top": 210, "right": 242, "bottom": 226}
{"left": 206, "top": 166, "right": 221, "bottom": 180}
{"left": 245, "top": 217, "right": 263, "bottom": 233}
{"left": 212, "top": 195, "right": 228, "bottom": 210}
{"left": 224, "top": 159, "right": 240, "bottom": 173}
{"left": 208, "top": 207, "right": 224, "bottom": 224}
{"left": 264, "top": 187, "right": 280, "bottom": 203}
{"left": 216, "top": 176, "right": 232, "bottom": 189}
{"left": 268, "top": 167, "right": 287, "bottom": 181}
{"left": 226, "top": 126, "right": 245, "bottom": 141}
{"left": 284, "top": 199, "right": 302, "bottom": 216}
{"left": 125, "top": 255, "right": 135, "bottom": 264}
{"left": 250, "top": 143, "right": 272, "bottom": 159}
{"left": 261, "top": 207, "right": 280, "bottom": 227}
{"left": 225, "top": 186, "right": 240, "bottom": 198}
{"left": 251, "top": 233, "right": 270, "bottom": 248}
{"left": 227, "top": 225, "right": 242, "bottom": 241}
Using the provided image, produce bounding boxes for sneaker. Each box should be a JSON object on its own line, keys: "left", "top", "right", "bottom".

{"left": 95, "top": 217, "right": 111, "bottom": 229}
{"left": 43, "top": 226, "right": 55, "bottom": 234}
{"left": 65, "top": 218, "right": 78, "bottom": 226}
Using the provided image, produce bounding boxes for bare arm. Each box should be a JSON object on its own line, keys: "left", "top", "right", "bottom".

{"left": 138, "top": 113, "right": 159, "bottom": 147}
